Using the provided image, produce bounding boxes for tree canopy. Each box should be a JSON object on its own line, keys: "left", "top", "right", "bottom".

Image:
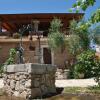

{"left": 70, "top": 0, "right": 100, "bottom": 24}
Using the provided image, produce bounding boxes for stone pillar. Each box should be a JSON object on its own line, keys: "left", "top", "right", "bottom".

{"left": 33, "top": 20, "right": 40, "bottom": 32}
{"left": 3, "top": 63, "right": 57, "bottom": 99}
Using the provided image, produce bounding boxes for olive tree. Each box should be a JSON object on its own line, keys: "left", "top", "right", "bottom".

{"left": 48, "top": 18, "right": 65, "bottom": 52}
{"left": 69, "top": 19, "right": 90, "bottom": 50}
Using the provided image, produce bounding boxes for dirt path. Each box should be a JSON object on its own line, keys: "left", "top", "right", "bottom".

{"left": 55, "top": 78, "right": 97, "bottom": 87}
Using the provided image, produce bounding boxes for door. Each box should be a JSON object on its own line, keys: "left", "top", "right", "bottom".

{"left": 43, "top": 48, "right": 51, "bottom": 64}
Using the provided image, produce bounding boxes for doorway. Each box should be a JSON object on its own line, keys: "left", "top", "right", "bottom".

{"left": 43, "top": 48, "right": 51, "bottom": 64}
{"left": 41, "top": 45, "right": 54, "bottom": 65}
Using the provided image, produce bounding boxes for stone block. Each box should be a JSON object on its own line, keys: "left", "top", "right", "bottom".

{"left": 46, "top": 65, "right": 57, "bottom": 72}
{"left": 40, "top": 75, "right": 46, "bottom": 84}
{"left": 33, "top": 79, "right": 40, "bottom": 87}
{"left": 14, "top": 64, "right": 28, "bottom": 72}
{"left": 13, "top": 91, "right": 20, "bottom": 97}
{"left": 25, "top": 79, "right": 31, "bottom": 88}
{"left": 4, "top": 64, "right": 28, "bottom": 73}
{"left": 15, "top": 81, "right": 20, "bottom": 91}
{"left": 41, "top": 85, "right": 48, "bottom": 95}
{"left": 4, "top": 65, "right": 15, "bottom": 73}
{"left": 10, "top": 79, "right": 16, "bottom": 90}
{"left": 20, "top": 91, "right": 27, "bottom": 99}
{"left": 19, "top": 84, "right": 25, "bottom": 92}
{"left": 31, "top": 64, "right": 46, "bottom": 74}
{"left": 31, "top": 88, "right": 42, "bottom": 98}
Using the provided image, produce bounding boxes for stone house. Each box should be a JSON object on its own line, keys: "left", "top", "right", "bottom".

{"left": 0, "top": 13, "right": 83, "bottom": 68}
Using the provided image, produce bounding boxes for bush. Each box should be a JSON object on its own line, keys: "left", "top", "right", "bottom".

{"left": 74, "top": 63, "right": 86, "bottom": 78}
{"left": 5, "top": 48, "right": 16, "bottom": 65}
{"left": 67, "top": 66, "right": 74, "bottom": 79}
{"left": 74, "top": 50, "right": 96, "bottom": 78}
{"left": 92, "top": 58, "right": 100, "bottom": 86}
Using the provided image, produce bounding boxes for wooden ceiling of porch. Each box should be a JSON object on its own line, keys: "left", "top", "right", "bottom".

{"left": 0, "top": 13, "right": 84, "bottom": 32}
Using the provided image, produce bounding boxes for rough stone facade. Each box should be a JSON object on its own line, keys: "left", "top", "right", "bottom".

{"left": 3, "top": 63, "right": 56, "bottom": 99}
{"left": 0, "top": 38, "right": 70, "bottom": 68}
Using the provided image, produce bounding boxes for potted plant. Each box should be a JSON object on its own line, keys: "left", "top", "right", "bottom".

{"left": 13, "top": 32, "right": 20, "bottom": 39}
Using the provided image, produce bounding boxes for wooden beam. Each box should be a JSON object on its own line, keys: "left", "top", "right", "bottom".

{"left": 8, "top": 23, "right": 17, "bottom": 31}
{"left": 2, "top": 16, "right": 81, "bottom": 24}
{"left": 2, "top": 23, "right": 12, "bottom": 31}
{"left": 2, "top": 18, "right": 53, "bottom": 23}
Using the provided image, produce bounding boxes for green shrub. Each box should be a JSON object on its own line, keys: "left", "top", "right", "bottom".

{"left": 74, "top": 50, "right": 96, "bottom": 78}
{"left": 74, "top": 63, "right": 86, "bottom": 78}
{"left": 92, "top": 58, "right": 100, "bottom": 86}
{"left": 1, "top": 48, "right": 17, "bottom": 75}
{"left": 5, "top": 48, "right": 16, "bottom": 65}
{"left": 67, "top": 66, "right": 74, "bottom": 79}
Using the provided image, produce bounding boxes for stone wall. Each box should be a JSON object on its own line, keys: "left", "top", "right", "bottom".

{"left": 3, "top": 63, "right": 56, "bottom": 99}
{"left": 0, "top": 40, "right": 36, "bottom": 64}
{"left": 55, "top": 69, "right": 70, "bottom": 80}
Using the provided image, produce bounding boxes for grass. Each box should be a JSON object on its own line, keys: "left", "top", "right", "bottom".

{"left": 49, "top": 86, "right": 100, "bottom": 100}
{"left": 48, "top": 93, "right": 100, "bottom": 100}
{"left": 63, "top": 86, "right": 100, "bottom": 94}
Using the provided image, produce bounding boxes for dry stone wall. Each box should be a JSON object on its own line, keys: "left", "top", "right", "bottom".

{"left": 55, "top": 69, "right": 70, "bottom": 79}
{"left": 3, "top": 63, "right": 56, "bottom": 99}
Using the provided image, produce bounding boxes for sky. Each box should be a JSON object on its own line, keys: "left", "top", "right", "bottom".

{"left": 0, "top": 0, "right": 100, "bottom": 19}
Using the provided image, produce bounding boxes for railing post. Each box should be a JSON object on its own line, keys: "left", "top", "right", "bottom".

{"left": 0, "top": 18, "right": 2, "bottom": 33}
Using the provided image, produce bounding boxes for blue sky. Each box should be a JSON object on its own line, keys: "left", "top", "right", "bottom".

{"left": 0, "top": 0, "right": 100, "bottom": 19}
